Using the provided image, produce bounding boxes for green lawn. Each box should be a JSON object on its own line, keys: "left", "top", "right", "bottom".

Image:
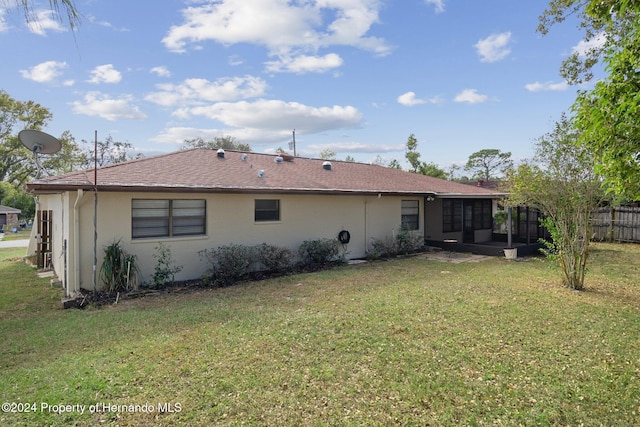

{"left": 0, "top": 228, "right": 31, "bottom": 241}
{"left": 1, "top": 243, "right": 639, "bottom": 426}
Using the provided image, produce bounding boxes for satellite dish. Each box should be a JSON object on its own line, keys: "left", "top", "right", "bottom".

{"left": 18, "top": 130, "right": 62, "bottom": 178}
{"left": 18, "top": 129, "right": 62, "bottom": 154}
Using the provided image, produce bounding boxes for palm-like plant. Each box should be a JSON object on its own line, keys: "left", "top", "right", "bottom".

{"left": 99, "top": 240, "right": 139, "bottom": 293}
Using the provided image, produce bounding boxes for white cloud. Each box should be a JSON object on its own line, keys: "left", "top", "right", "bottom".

{"left": 151, "top": 126, "right": 292, "bottom": 145}
{"left": 454, "top": 89, "right": 488, "bottom": 104}
{"left": 145, "top": 75, "right": 268, "bottom": 107}
{"left": 174, "top": 99, "right": 363, "bottom": 135}
{"left": 19, "top": 60, "right": 68, "bottom": 83}
{"left": 150, "top": 127, "right": 226, "bottom": 144}
{"left": 572, "top": 32, "right": 606, "bottom": 57}
{"left": 307, "top": 141, "right": 404, "bottom": 154}
{"left": 87, "top": 64, "right": 122, "bottom": 84}
{"left": 397, "top": 91, "right": 426, "bottom": 106}
{"left": 228, "top": 55, "right": 244, "bottom": 66}
{"left": 265, "top": 53, "right": 344, "bottom": 74}
{"left": 26, "top": 9, "right": 66, "bottom": 36}
{"left": 150, "top": 66, "right": 171, "bottom": 78}
{"left": 425, "top": 0, "right": 445, "bottom": 13}
{"left": 162, "top": 0, "right": 390, "bottom": 73}
{"left": 70, "top": 92, "right": 147, "bottom": 121}
{"left": 0, "top": 8, "right": 9, "bottom": 32}
{"left": 86, "top": 14, "right": 129, "bottom": 31}
{"left": 474, "top": 32, "right": 512, "bottom": 63}
{"left": 525, "top": 81, "right": 569, "bottom": 92}
{"left": 397, "top": 91, "right": 443, "bottom": 107}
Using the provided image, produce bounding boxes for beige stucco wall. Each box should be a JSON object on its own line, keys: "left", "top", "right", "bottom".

{"left": 40, "top": 191, "right": 423, "bottom": 295}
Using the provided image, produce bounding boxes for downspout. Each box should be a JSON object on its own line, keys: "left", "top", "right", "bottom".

{"left": 364, "top": 199, "right": 368, "bottom": 255}
{"left": 72, "top": 189, "right": 84, "bottom": 298}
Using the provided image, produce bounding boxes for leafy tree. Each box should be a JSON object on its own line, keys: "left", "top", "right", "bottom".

{"left": 0, "top": 91, "right": 88, "bottom": 221}
{"left": 387, "top": 159, "right": 402, "bottom": 170}
{"left": 539, "top": 1, "right": 640, "bottom": 199}
{"left": 538, "top": 0, "right": 635, "bottom": 85}
{"left": 465, "top": 149, "right": 512, "bottom": 181}
{"left": 319, "top": 148, "right": 336, "bottom": 160}
{"left": 182, "top": 135, "right": 251, "bottom": 152}
{"left": 0, "top": 90, "right": 51, "bottom": 184}
{"left": 80, "top": 135, "right": 143, "bottom": 168}
{"left": 505, "top": 115, "right": 607, "bottom": 291}
{"left": 405, "top": 133, "right": 421, "bottom": 173}
{"left": 44, "top": 130, "right": 86, "bottom": 174}
{"left": 344, "top": 155, "right": 356, "bottom": 163}
{"left": 1, "top": 92, "right": 88, "bottom": 184}
{"left": 9, "top": 0, "right": 81, "bottom": 31}
{"left": 403, "top": 133, "right": 447, "bottom": 177}
{"left": 419, "top": 162, "right": 448, "bottom": 179}
{"left": 0, "top": 181, "right": 35, "bottom": 220}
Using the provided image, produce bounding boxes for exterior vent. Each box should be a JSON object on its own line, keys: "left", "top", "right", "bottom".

{"left": 322, "top": 161, "right": 332, "bottom": 171}
{"left": 275, "top": 156, "right": 283, "bottom": 164}
{"left": 217, "top": 149, "right": 225, "bottom": 158}
{"left": 241, "top": 153, "right": 248, "bottom": 161}
{"left": 258, "top": 169, "right": 265, "bottom": 178}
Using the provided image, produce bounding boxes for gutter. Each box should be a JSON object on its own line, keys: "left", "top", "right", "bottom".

{"left": 72, "top": 189, "right": 84, "bottom": 298}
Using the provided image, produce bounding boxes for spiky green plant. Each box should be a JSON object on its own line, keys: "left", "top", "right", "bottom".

{"left": 99, "top": 239, "right": 139, "bottom": 292}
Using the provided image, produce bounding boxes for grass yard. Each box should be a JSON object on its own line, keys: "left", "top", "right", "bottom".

{"left": 1, "top": 243, "right": 639, "bottom": 426}
{"left": 0, "top": 228, "right": 31, "bottom": 241}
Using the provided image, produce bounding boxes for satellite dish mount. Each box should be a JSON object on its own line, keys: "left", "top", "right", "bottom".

{"left": 18, "top": 129, "right": 62, "bottom": 177}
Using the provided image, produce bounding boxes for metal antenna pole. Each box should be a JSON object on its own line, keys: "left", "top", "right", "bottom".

{"left": 93, "top": 130, "right": 98, "bottom": 291}
{"left": 292, "top": 129, "right": 296, "bottom": 157}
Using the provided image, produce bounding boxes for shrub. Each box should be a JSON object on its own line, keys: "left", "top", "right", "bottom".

{"left": 151, "top": 243, "right": 183, "bottom": 288}
{"left": 199, "top": 244, "right": 257, "bottom": 287}
{"left": 395, "top": 228, "right": 424, "bottom": 255}
{"left": 255, "top": 243, "right": 293, "bottom": 273}
{"left": 369, "top": 228, "right": 424, "bottom": 259}
{"left": 298, "top": 238, "right": 344, "bottom": 270}
{"left": 369, "top": 235, "right": 397, "bottom": 259}
{"left": 99, "top": 239, "right": 140, "bottom": 292}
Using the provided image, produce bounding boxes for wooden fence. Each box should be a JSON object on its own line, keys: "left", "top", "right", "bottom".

{"left": 591, "top": 206, "right": 640, "bottom": 243}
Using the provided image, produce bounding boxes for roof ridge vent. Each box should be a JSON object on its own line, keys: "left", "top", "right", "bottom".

{"left": 322, "top": 161, "right": 332, "bottom": 171}
{"left": 217, "top": 149, "right": 225, "bottom": 158}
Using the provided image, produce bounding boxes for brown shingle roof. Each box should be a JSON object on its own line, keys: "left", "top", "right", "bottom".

{"left": 25, "top": 149, "right": 504, "bottom": 197}
{"left": 0, "top": 205, "right": 21, "bottom": 214}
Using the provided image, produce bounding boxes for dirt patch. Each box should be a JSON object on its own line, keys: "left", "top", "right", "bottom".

{"left": 416, "top": 252, "right": 493, "bottom": 263}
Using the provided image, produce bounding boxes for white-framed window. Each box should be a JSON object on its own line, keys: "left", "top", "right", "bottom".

{"left": 401, "top": 200, "right": 420, "bottom": 230}
{"left": 132, "top": 199, "right": 206, "bottom": 238}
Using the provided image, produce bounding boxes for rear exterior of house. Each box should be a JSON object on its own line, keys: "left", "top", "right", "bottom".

{"left": 25, "top": 149, "right": 503, "bottom": 297}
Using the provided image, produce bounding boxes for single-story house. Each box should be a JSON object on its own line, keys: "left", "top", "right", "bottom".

{"left": 24, "top": 149, "right": 505, "bottom": 297}
{"left": 0, "top": 205, "right": 21, "bottom": 230}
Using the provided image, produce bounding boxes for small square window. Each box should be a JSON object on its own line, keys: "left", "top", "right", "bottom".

{"left": 255, "top": 199, "right": 280, "bottom": 222}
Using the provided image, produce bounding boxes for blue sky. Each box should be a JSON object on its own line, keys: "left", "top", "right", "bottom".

{"left": 1, "top": 0, "right": 599, "bottom": 172}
